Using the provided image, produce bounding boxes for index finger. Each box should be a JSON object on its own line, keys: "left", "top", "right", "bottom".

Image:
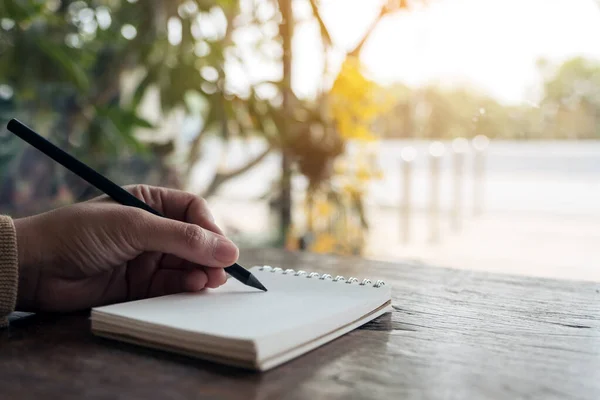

{"left": 94, "top": 184, "right": 225, "bottom": 235}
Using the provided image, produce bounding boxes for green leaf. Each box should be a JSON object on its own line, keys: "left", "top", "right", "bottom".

{"left": 35, "top": 38, "right": 90, "bottom": 91}
{"left": 1, "top": 0, "right": 45, "bottom": 22}
{"left": 131, "top": 69, "right": 156, "bottom": 109}
{"left": 93, "top": 105, "right": 153, "bottom": 153}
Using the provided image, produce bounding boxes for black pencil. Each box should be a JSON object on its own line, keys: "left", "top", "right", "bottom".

{"left": 6, "top": 118, "right": 267, "bottom": 292}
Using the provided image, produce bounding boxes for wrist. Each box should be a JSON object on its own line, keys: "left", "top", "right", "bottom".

{"left": 13, "top": 217, "right": 41, "bottom": 311}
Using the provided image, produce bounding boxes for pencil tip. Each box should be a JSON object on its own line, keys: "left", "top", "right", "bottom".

{"left": 247, "top": 274, "right": 268, "bottom": 292}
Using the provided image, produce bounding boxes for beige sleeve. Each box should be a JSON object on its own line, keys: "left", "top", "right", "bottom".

{"left": 0, "top": 215, "right": 18, "bottom": 328}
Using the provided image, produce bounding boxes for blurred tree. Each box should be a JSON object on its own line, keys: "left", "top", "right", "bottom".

{"left": 0, "top": 0, "right": 282, "bottom": 216}
{"left": 538, "top": 56, "right": 600, "bottom": 139}
{"left": 277, "top": 0, "right": 293, "bottom": 245}
{"left": 283, "top": 0, "right": 415, "bottom": 255}
{"left": 9, "top": 0, "right": 594, "bottom": 253}
{"left": 0, "top": 0, "right": 417, "bottom": 248}
{"left": 375, "top": 56, "right": 600, "bottom": 141}
{"left": 374, "top": 83, "right": 413, "bottom": 138}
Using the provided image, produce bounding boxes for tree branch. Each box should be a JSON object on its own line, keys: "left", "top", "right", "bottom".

{"left": 348, "top": 7, "right": 386, "bottom": 57}
{"left": 200, "top": 144, "right": 273, "bottom": 198}
{"left": 309, "top": 0, "right": 333, "bottom": 47}
{"left": 348, "top": 1, "right": 409, "bottom": 57}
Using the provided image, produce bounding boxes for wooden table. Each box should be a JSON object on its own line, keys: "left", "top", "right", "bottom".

{"left": 2, "top": 248, "right": 599, "bottom": 399}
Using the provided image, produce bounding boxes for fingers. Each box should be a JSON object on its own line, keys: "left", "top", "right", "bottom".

{"left": 185, "top": 195, "right": 224, "bottom": 235}
{"left": 147, "top": 267, "right": 227, "bottom": 297}
{"left": 165, "top": 259, "right": 228, "bottom": 288}
{"left": 201, "top": 265, "right": 228, "bottom": 288}
{"left": 125, "top": 184, "right": 195, "bottom": 221}
{"left": 131, "top": 211, "right": 238, "bottom": 267}
{"left": 121, "top": 185, "right": 224, "bottom": 235}
{"left": 183, "top": 269, "right": 210, "bottom": 291}
{"left": 148, "top": 269, "right": 208, "bottom": 297}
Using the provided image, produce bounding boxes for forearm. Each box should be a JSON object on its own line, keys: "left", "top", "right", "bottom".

{"left": 0, "top": 215, "right": 18, "bottom": 328}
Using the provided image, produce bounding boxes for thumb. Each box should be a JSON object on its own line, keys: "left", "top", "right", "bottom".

{"left": 131, "top": 212, "right": 239, "bottom": 267}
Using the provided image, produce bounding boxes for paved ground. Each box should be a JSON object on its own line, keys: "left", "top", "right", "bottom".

{"left": 365, "top": 207, "right": 600, "bottom": 283}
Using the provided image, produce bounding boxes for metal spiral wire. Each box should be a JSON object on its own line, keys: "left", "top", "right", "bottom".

{"left": 257, "top": 266, "right": 385, "bottom": 288}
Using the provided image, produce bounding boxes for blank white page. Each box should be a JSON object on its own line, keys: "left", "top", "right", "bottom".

{"left": 92, "top": 267, "right": 391, "bottom": 342}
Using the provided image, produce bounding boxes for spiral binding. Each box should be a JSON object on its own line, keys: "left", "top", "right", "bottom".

{"left": 256, "top": 265, "right": 385, "bottom": 288}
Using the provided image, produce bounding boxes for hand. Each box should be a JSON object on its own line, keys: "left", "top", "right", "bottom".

{"left": 13, "top": 185, "right": 239, "bottom": 313}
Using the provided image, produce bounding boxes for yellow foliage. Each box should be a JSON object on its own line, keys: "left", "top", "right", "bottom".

{"left": 285, "top": 224, "right": 300, "bottom": 251}
{"left": 328, "top": 56, "right": 394, "bottom": 141}
{"left": 289, "top": 57, "right": 395, "bottom": 256}
{"left": 310, "top": 233, "right": 337, "bottom": 254}
{"left": 356, "top": 164, "right": 372, "bottom": 183}
{"left": 334, "top": 159, "right": 348, "bottom": 175}
{"left": 314, "top": 199, "right": 332, "bottom": 218}
{"left": 341, "top": 183, "right": 355, "bottom": 196}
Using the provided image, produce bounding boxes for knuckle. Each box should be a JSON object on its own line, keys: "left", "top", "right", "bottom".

{"left": 127, "top": 184, "right": 144, "bottom": 197}
{"left": 198, "top": 197, "right": 209, "bottom": 209}
{"left": 140, "top": 184, "right": 164, "bottom": 210}
{"left": 138, "top": 184, "right": 151, "bottom": 199}
{"left": 122, "top": 184, "right": 138, "bottom": 193}
{"left": 129, "top": 184, "right": 155, "bottom": 201}
{"left": 183, "top": 224, "right": 207, "bottom": 248}
{"left": 196, "top": 197, "right": 215, "bottom": 222}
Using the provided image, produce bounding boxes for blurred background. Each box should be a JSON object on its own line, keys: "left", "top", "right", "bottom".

{"left": 1, "top": 0, "right": 599, "bottom": 282}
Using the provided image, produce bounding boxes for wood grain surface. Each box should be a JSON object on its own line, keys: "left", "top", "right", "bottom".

{"left": 1, "top": 248, "right": 599, "bottom": 400}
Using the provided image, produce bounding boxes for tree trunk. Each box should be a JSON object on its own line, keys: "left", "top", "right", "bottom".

{"left": 278, "top": 0, "right": 294, "bottom": 245}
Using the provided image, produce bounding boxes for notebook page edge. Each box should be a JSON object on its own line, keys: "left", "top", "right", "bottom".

{"left": 258, "top": 300, "right": 392, "bottom": 371}
{"left": 253, "top": 291, "right": 391, "bottom": 361}
{"left": 91, "top": 320, "right": 257, "bottom": 361}
{"left": 92, "top": 300, "right": 392, "bottom": 372}
{"left": 90, "top": 309, "right": 254, "bottom": 349}
{"left": 92, "top": 330, "right": 260, "bottom": 370}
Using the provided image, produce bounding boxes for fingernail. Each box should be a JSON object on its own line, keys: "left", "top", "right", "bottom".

{"left": 214, "top": 238, "right": 238, "bottom": 263}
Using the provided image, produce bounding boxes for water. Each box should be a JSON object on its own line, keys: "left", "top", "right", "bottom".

{"left": 190, "top": 139, "right": 600, "bottom": 217}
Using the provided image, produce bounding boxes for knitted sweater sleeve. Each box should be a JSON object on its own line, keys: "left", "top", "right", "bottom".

{"left": 0, "top": 215, "right": 18, "bottom": 328}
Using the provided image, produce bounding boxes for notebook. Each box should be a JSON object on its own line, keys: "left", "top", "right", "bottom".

{"left": 91, "top": 265, "right": 392, "bottom": 371}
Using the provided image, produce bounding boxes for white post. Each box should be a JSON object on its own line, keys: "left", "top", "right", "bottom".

{"left": 400, "top": 146, "right": 416, "bottom": 243}
{"left": 428, "top": 141, "right": 445, "bottom": 243}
